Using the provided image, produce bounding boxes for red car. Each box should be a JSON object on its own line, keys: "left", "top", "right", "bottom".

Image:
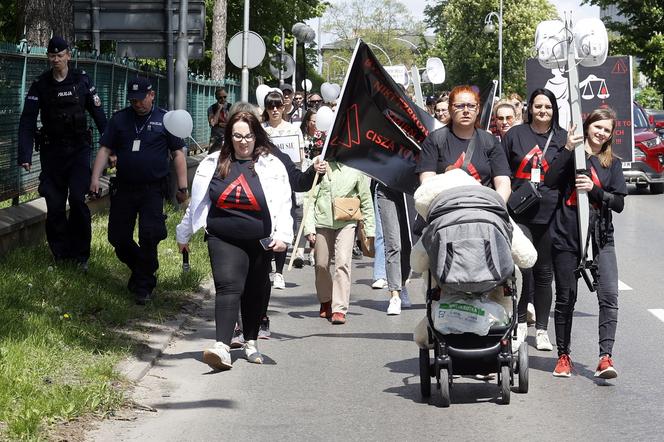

{"left": 623, "top": 102, "right": 664, "bottom": 194}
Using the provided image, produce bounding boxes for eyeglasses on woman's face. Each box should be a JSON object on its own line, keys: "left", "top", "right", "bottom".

{"left": 452, "top": 102, "right": 479, "bottom": 112}
{"left": 496, "top": 115, "right": 514, "bottom": 122}
{"left": 232, "top": 132, "right": 255, "bottom": 143}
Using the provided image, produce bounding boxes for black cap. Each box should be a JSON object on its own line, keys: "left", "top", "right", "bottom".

{"left": 127, "top": 77, "right": 153, "bottom": 100}
{"left": 425, "top": 96, "right": 436, "bottom": 106}
{"left": 47, "top": 36, "right": 69, "bottom": 54}
{"left": 279, "top": 83, "right": 294, "bottom": 94}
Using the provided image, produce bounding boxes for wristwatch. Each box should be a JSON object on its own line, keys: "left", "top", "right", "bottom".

{"left": 178, "top": 187, "right": 188, "bottom": 193}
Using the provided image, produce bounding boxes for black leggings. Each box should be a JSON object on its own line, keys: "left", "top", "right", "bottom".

{"left": 517, "top": 223, "right": 553, "bottom": 330}
{"left": 553, "top": 243, "right": 619, "bottom": 357}
{"left": 207, "top": 235, "right": 271, "bottom": 343}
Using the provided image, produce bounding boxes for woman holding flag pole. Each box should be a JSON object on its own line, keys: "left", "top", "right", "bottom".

{"left": 544, "top": 108, "right": 626, "bottom": 379}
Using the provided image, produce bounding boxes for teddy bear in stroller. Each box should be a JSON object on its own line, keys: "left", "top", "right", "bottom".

{"left": 411, "top": 169, "right": 537, "bottom": 406}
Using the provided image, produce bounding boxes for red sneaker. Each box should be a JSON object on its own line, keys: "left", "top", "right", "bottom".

{"left": 594, "top": 355, "right": 617, "bottom": 379}
{"left": 331, "top": 312, "right": 346, "bottom": 324}
{"left": 553, "top": 354, "right": 573, "bottom": 377}
{"left": 319, "top": 301, "right": 332, "bottom": 319}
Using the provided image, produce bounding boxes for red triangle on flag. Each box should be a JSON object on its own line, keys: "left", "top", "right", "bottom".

{"left": 216, "top": 174, "right": 261, "bottom": 211}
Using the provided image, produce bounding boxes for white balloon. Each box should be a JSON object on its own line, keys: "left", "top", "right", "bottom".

{"left": 331, "top": 83, "right": 341, "bottom": 98}
{"left": 316, "top": 106, "right": 335, "bottom": 132}
{"left": 163, "top": 109, "right": 193, "bottom": 138}
{"left": 426, "top": 57, "right": 446, "bottom": 85}
{"left": 301, "top": 79, "right": 312, "bottom": 92}
{"left": 320, "top": 82, "right": 340, "bottom": 102}
{"left": 256, "top": 84, "right": 271, "bottom": 107}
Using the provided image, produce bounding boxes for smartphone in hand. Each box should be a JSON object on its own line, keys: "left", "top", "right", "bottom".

{"left": 259, "top": 237, "right": 273, "bottom": 250}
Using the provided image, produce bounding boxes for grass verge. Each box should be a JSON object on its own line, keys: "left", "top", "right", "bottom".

{"left": 0, "top": 204, "right": 208, "bottom": 440}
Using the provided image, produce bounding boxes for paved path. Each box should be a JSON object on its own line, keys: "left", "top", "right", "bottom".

{"left": 89, "top": 190, "right": 664, "bottom": 441}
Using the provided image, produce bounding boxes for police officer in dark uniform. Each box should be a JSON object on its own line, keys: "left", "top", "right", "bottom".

{"left": 17, "top": 36, "right": 107, "bottom": 269}
{"left": 90, "top": 77, "right": 188, "bottom": 304}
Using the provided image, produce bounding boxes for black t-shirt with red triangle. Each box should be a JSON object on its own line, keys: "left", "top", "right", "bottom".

{"left": 502, "top": 124, "right": 568, "bottom": 224}
{"left": 417, "top": 127, "right": 511, "bottom": 187}
{"left": 548, "top": 149, "right": 627, "bottom": 253}
{"left": 206, "top": 160, "right": 271, "bottom": 240}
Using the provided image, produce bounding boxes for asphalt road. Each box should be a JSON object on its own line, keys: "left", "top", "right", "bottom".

{"left": 89, "top": 185, "right": 664, "bottom": 442}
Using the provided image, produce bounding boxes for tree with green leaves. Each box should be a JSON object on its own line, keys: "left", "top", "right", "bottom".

{"left": 321, "top": 0, "right": 428, "bottom": 83}
{"left": 582, "top": 0, "right": 664, "bottom": 108}
{"left": 424, "top": 0, "right": 557, "bottom": 97}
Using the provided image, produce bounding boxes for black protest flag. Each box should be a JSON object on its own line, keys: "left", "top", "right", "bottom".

{"left": 322, "top": 40, "right": 438, "bottom": 195}
{"left": 479, "top": 80, "right": 498, "bottom": 131}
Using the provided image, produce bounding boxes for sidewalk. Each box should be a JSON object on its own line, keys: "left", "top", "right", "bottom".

{"left": 88, "top": 255, "right": 430, "bottom": 441}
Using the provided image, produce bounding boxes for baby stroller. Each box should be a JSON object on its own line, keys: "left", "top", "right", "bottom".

{"left": 418, "top": 185, "right": 528, "bottom": 406}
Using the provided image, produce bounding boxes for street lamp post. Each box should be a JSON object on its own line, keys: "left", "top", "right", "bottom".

{"left": 393, "top": 37, "right": 421, "bottom": 56}
{"left": 366, "top": 42, "right": 392, "bottom": 65}
{"left": 484, "top": 0, "right": 503, "bottom": 98}
{"left": 292, "top": 22, "right": 316, "bottom": 110}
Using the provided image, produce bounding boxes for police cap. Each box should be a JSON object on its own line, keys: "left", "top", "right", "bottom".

{"left": 47, "top": 36, "right": 69, "bottom": 54}
{"left": 127, "top": 77, "right": 153, "bottom": 100}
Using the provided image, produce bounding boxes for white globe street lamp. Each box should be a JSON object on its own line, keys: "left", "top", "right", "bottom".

{"left": 483, "top": 0, "right": 503, "bottom": 98}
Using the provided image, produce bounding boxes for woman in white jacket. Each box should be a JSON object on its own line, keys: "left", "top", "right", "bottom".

{"left": 176, "top": 111, "right": 293, "bottom": 370}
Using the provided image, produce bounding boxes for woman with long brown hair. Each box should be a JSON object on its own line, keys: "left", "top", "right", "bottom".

{"left": 176, "top": 111, "right": 293, "bottom": 370}
{"left": 544, "top": 108, "right": 627, "bottom": 378}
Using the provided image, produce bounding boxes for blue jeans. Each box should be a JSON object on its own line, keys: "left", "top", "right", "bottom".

{"left": 373, "top": 192, "right": 386, "bottom": 281}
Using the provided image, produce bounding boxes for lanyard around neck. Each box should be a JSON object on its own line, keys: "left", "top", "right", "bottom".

{"left": 134, "top": 110, "right": 153, "bottom": 136}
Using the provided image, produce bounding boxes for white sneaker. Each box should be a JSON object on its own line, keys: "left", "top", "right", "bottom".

{"left": 400, "top": 287, "right": 412, "bottom": 308}
{"left": 372, "top": 278, "right": 387, "bottom": 289}
{"left": 203, "top": 342, "right": 232, "bottom": 371}
{"left": 387, "top": 296, "right": 401, "bottom": 315}
{"left": 513, "top": 322, "right": 528, "bottom": 352}
{"left": 527, "top": 302, "right": 536, "bottom": 326}
{"left": 535, "top": 329, "right": 553, "bottom": 351}
{"left": 244, "top": 340, "right": 264, "bottom": 364}
{"left": 273, "top": 273, "right": 285, "bottom": 289}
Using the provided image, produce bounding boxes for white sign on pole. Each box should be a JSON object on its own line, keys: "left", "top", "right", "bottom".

{"left": 228, "top": 31, "right": 266, "bottom": 69}
{"left": 384, "top": 65, "right": 409, "bottom": 87}
{"left": 271, "top": 134, "right": 302, "bottom": 162}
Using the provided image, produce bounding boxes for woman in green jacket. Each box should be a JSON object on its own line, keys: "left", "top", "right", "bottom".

{"left": 304, "top": 161, "right": 375, "bottom": 324}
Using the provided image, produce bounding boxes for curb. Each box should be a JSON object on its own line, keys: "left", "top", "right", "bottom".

{"left": 115, "top": 278, "right": 214, "bottom": 383}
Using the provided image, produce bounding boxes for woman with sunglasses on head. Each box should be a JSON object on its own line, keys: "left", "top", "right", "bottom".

{"left": 417, "top": 85, "right": 511, "bottom": 203}
{"left": 544, "top": 108, "right": 626, "bottom": 378}
{"left": 502, "top": 88, "right": 569, "bottom": 352}
{"left": 176, "top": 111, "right": 293, "bottom": 370}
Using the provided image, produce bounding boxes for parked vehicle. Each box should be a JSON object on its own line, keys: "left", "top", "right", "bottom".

{"left": 646, "top": 108, "right": 664, "bottom": 137}
{"left": 624, "top": 102, "right": 664, "bottom": 194}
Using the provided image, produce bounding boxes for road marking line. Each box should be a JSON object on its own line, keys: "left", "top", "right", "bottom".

{"left": 648, "top": 309, "right": 664, "bottom": 323}
{"left": 618, "top": 280, "right": 632, "bottom": 291}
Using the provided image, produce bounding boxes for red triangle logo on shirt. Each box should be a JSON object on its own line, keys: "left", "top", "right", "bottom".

{"left": 514, "top": 146, "right": 550, "bottom": 180}
{"left": 216, "top": 174, "right": 261, "bottom": 211}
{"left": 565, "top": 166, "right": 602, "bottom": 207}
{"left": 452, "top": 152, "right": 481, "bottom": 181}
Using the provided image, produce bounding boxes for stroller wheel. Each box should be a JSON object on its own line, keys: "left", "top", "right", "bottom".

{"left": 419, "top": 348, "right": 431, "bottom": 398}
{"left": 438, "top": 367, "right": 451, "bottom": 407}
{"left": 517, "top": 342, "right": 529, "bottom": 393}
{"left": 500, "top": 365, "right": 511, "bottom": 405}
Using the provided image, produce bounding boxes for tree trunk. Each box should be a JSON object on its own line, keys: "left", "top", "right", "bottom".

{"left": 19, "top": 0, "right": 74, "bottom": 47}
{"left": 210, "top": 0, "right": 227, "bottom": 81}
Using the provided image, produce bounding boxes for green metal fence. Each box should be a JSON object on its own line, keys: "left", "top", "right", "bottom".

{"left": 0, "top": 41, "right": 239, "bottom": 203}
